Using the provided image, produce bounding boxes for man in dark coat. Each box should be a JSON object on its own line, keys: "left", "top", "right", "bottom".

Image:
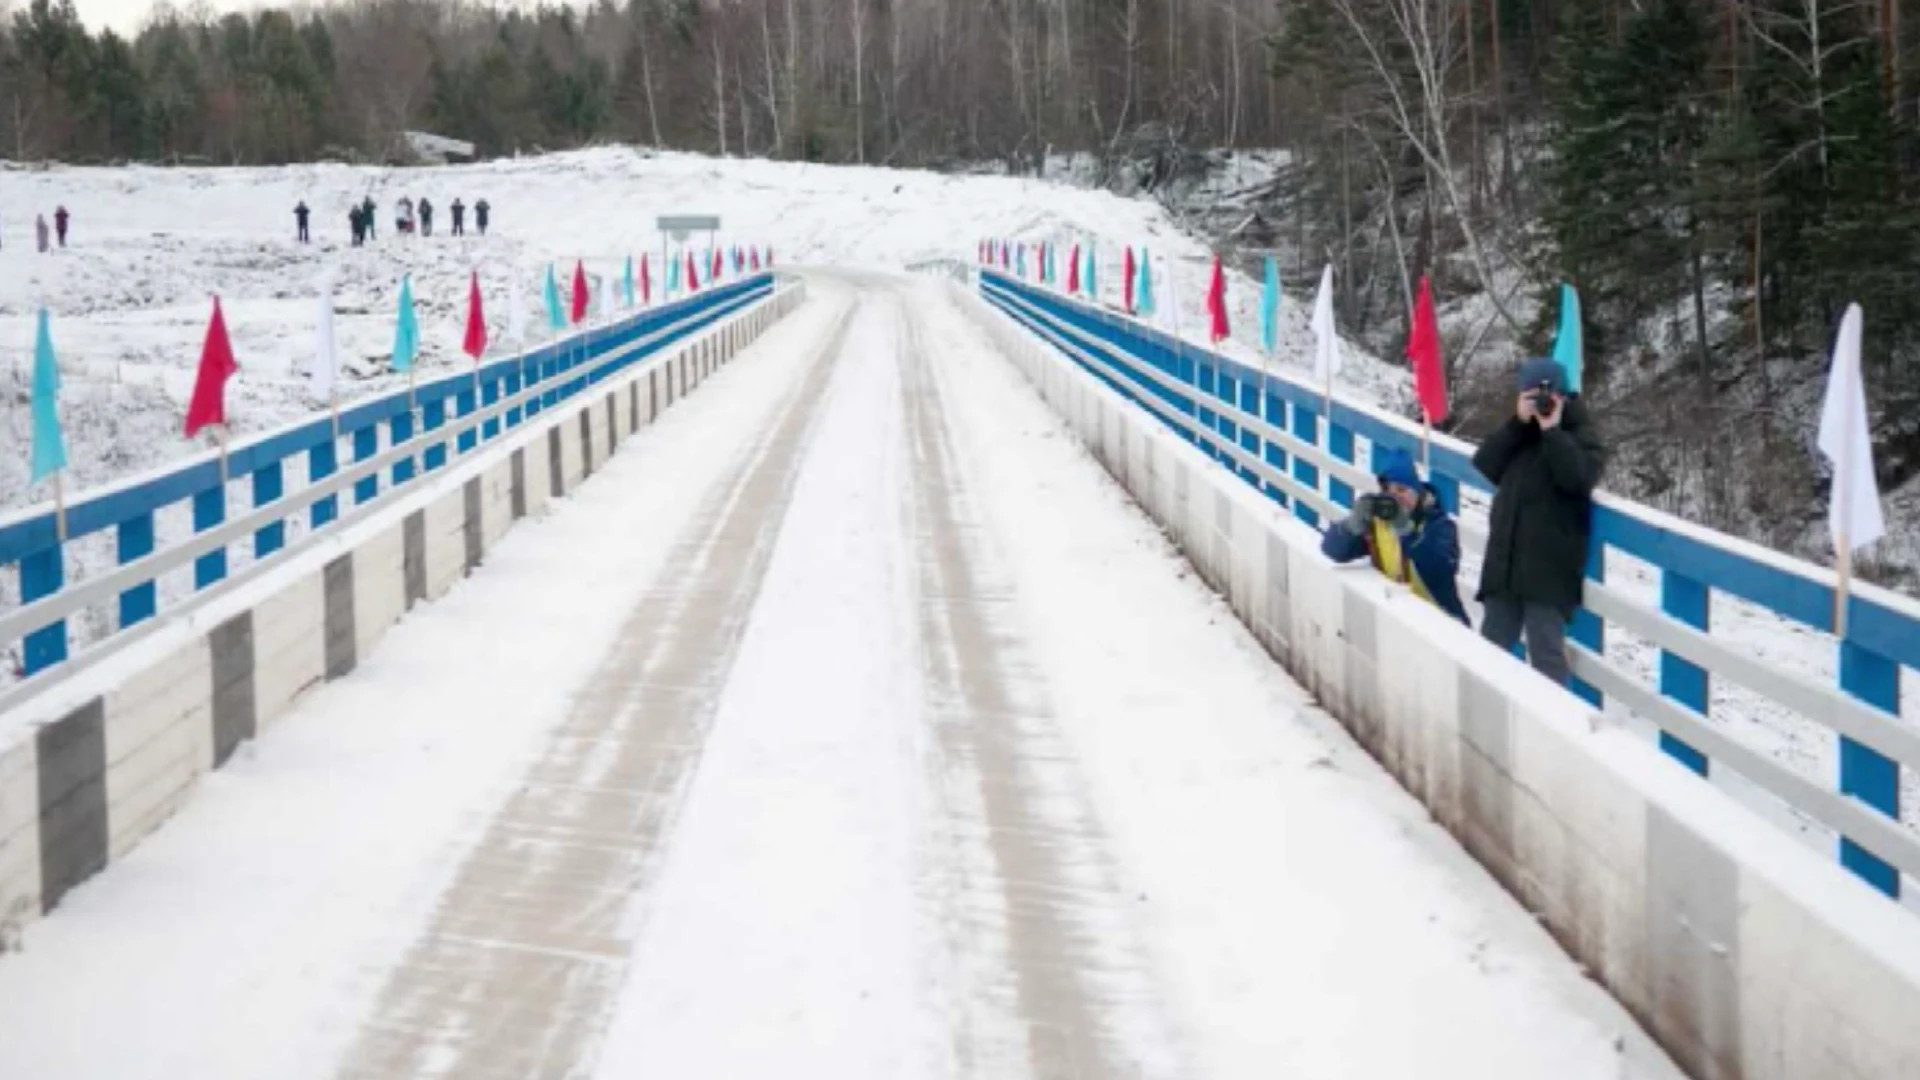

{"left": 53, "top": 205, "right": 69, "bottom": 247}
{"left": 362, "top": 196, "right": 377, "bottom": 240}
{"left": 474, "top": 198, "right": 490, "bottom": 235}
{"left": 450, "top": 198, "right": 465, "bottom": 236}
{"left": 295, "top": 201, "right": 310, "bottom": 243}
{"left": 419, "top": 197, "right": 434, "bottom": 237}
{"left": 1472, "top": 357, "right": 1606, "bottom": 685}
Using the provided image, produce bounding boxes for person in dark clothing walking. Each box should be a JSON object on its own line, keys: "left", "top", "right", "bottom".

{"left": 349, "top": 205, "right": 364, "bottom": 246}
{"left": 53, "top": 206, "right": 69, "bottom": 247}
{"left": 1472, "top": 357, "right": 1607, "bottom": 685}
{"left": 450, "top": 198, "right": 465, "bottom": 236}
{"left": 419, "top": 197, "right": 434, "bottom": 237}
{"left": 295, "top": 201, "right": 311, "bottom": 243}
{"left": 361, "top": 196, "right": 376, "bottom": 241}
{"left": 474, "top": 198, "right": 490, "bottom": 236}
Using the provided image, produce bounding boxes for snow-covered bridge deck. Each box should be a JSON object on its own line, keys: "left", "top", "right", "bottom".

{"left": 0, "top": 275, "right": 1687, "bottom": 1078}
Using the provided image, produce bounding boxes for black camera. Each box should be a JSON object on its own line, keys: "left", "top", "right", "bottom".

{"left": 1366, "top": 493, "right": 1399, "bottom": 520}
{"left": 1529, "top": 382, "right": 1560, "bottom": 418}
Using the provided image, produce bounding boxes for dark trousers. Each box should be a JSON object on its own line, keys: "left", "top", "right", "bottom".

{"left": 297, "top": 222, "right": 309, "bottom": 242}
{"left": 1480, "top": 597, "right": 1571, "bottom": 685}
{"left": 452, "top": 217, "right": 464, "bottom": 235}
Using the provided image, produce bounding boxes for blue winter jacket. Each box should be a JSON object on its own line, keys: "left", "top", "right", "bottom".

{"left": 1320, "top": 487, "right": 1471, "bottom": 626}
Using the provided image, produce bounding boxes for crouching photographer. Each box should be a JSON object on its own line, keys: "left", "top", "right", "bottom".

{"left": 1320, "top": 448, "right": 1470, "bottom": 625}
{"left": 1471, "top": 357, "right": 1607, "bottom": 685}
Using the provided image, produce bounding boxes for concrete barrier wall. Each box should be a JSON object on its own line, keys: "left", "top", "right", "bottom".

{"left": 953, "top": 283, "right": 1920, "bottom": 1080}
{"left": 0, "top": 284, "right": 806, "bottom": 948}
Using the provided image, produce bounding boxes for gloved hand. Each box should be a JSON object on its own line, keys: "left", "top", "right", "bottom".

{"left": 1342, "top": 493, "right": 1393, "bottom": 533}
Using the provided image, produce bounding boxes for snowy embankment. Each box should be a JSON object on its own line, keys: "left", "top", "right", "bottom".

{"left": 0, "top": 146, "right": 1405, "bottom": 523}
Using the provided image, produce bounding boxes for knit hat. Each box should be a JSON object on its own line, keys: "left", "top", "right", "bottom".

{"left": 1516, "top": 357, "right": 1565, "bottom": 394}
{"left": 1374, "top": 447, "right": 1422, "bottom": 491}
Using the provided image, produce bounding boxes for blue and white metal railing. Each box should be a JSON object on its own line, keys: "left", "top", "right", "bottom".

{"left": 0, "top": 273, "right": 775, "bottom": 693}
{"left": 977, "top": 267, "right": 1920, "bottom": 901}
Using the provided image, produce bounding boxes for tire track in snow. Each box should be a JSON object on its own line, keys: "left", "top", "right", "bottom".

{"left": 897, "top": 284, "right": 1185, "bottom": 1080}
{"left": 334, "top": 296, "right": 856, "bottom": 1080}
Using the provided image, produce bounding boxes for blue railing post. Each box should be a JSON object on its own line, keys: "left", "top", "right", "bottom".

{"left": 1175, "top": 345, "right": 1198, "bottom": 451}
{"left": 117, "top": 513, "right": 156, "bottom": 628}
{"left": 193, "top": 483, "right": 227, "bottom": 588}
{"left": 1292, "top": 402, "right": 1322, "bottom": 527}
{"left": 1839, "top": 637, "right": 1901, "bottom": 898}
{"left": 1568, "top": 546, "right": 1607, "bottom": 708}
{"left": 456, "top": 379, "right": 479, "bottom": 454}
{"left": 352, "top": 424, "right": 379, "bottom": 505}
{"left": 482, "top": 373, "right": 502, "bottom": 440}
{"left": 422, "top": 396, "right": 447, "bottom": 472}
{"left": 1327, "top": 417, "right": 1356, "bottom": 510}
{"left": 20, "top": 543, "right": 66, "bottom": 675}
{"left": 1196, "top": 359, "right": 1220, "bottom": 463}
{"left": 391, "top": 408, "right": 416, "bottom": 486}
{"left": 1654, "top": 569, "right": 1709, "bottom": 772}
{"left": 506, "top": 367, "right": 525, "bottom": 428}
{"left": 1217, "top": 366, "right": 1242, "bottom": 477}
{"left": 310, "top": 436, "right": 339, "bottom": 529}
{"left": 252, "top": 460, "right": 284, "bottom": 558}
{"left": 1238, "top": 375, "right": 1261, "bottom": 488}
{"left": 1262, "top": 385, "right": 1291, "bottom": 509}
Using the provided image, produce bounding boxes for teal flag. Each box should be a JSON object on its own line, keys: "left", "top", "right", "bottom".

{"left": 1551, "top": 282, "right": 1583, "bottom": 393}
{"left": 544, "top": 264, "right": 566, "bottom": 330}
{"left": 1016, "top": 243, "right": 1026, "bottom": 278}
{"left": 623, "top": 256, "right": 636, "bottom": 306}
{"left": 665, "top": 250, "right": 679, "bottom": 297}
{"left": 1040, "top": 243, "right": 1051, "bottom": 284}
{"left": 1085, "top": 244, "right": 1097, "bottom": 298}
{"left": 29, "top": 307, "right": 65, "bottom": 482}
{"left": 390, "top": 276, "right": 419, "bottom": 373}
{"left": 1136, "top": 249, "right": 1155, "bottom": 316}
{"left": 1259, "top": 255, "right": 1280, "bottom": 355}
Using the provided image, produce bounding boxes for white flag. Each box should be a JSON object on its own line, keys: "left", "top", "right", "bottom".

{"left": 1311, "top": 263, "right": 1339, "bottom": 388}
{"left": 599, "top": 271, "right": 615, "bottom": 319}
{"left": 508, "top": 269, "right": 528, "bottom": 344}
{"left": 311, "top": 287, "right": 338, "bottom": 402}
{"left": 1817, "top": 303, "right": 1885, "bottom": 552}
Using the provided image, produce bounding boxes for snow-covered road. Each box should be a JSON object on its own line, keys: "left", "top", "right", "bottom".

{"left": 0, "top": 274, "right": 1683, "bottom": 1079}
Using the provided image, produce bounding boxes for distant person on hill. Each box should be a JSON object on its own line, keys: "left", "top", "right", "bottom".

{"left": 54, "top": 205, "right": 68, "bottom": 247}
{"left": 295, "top": 201, "right": 311, "bottom": 243}
{"left": 349, "top": 204, "right": 364, "bottom": 246}
{"left": 450, "top": 198, "right": 465, "bottom": 236}
{"left": 1320, "top": 448, "right": 1469, "bottom": 626}
{"left": 418, "top": 197, "right": 434, "bottom": 237}
{"left": 35, "top": 213, "right": 49, "bottom": 253}
{"left": 1472, "top": 357, "right": 1607, "bottom": 685}
{"left": 474, "top": 198, "right": 490, "bottom": 236}
{"left": 362, "top": 196, "right": 377, "bottom": 240}
{"left": 395, "top": 196, "right": 414, "bottom": 235}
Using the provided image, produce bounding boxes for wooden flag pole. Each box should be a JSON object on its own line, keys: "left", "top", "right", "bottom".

{"left": 1421, "top": 416, "right": 1433, "bottom": 473}
{"left": 1835, "top": 537, "right": 1852, "bottom": 638}
{"left": 52, "top": 472, "right": 67, "bottom": 544}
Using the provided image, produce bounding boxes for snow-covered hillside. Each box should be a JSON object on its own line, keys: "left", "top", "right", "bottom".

{"left": 0, "top": 146, "right": 1407, "bottom": 518}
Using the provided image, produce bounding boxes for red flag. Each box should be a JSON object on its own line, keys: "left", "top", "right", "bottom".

{"left": 711, "top": 248, "right": 722, "bottom": 279}
{"left": 1407, "top": 275, "right": 1448, "bottom": 424}
{"left": 462, "top": 272, "right": 488, "bottom": 360}
{"left": 184, "top": 297, "right": 237, "bottom": 438}
{"left": 639, "top": 255, "right": 651, "bottom": 303}
{"left": 768, "top": 246, "right": 775, "bottom": 266}
{"left": 1206, "top": 256, "right": 1229, "bottom": 343}
{"left": 1123, "top": 247, "right": 1137, "bottom": 313}
{"left": 570, "top": 260, "right": 589, "bottom": 323}
{"left": 751, "top": 248, "right": 761, "bottom": 271}
{"left": 1067, "top": 244, "right": 1081, "bottom": 294}
{"left": 685, "top": 251, "right": 698, "bottom": 292}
